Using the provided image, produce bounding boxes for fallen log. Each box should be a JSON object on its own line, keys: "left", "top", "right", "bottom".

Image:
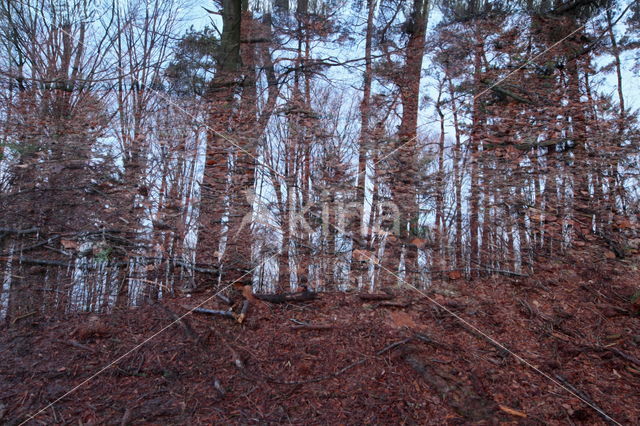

{"left": 185, "top": 306, "right": 236, "bottom": 319}
{"left": 255, "top": 289, "right": 317, "bottom": 303}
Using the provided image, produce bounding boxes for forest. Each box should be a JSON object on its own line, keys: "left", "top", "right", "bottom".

{"left": 1, "top": 0, "right": 640, "bottom": 423}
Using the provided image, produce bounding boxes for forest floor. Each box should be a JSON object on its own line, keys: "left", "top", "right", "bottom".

{"left": 1, "top": 247, "right": 639, "bottom": 425}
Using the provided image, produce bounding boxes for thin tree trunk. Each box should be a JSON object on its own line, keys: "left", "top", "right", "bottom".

{"left": 351, "top": 0, "right": 376, "bottom": 287}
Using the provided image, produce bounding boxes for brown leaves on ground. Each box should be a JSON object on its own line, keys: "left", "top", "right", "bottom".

{"left": 387, "top": 310, "right": 420, "bottom": 330}
{"left": 1, "top": 252, "right": 639, "bottom": 424}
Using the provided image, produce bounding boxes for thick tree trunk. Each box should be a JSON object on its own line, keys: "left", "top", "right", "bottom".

{"left": 196, "top": 0, "right": 242, "bottom": 283}
{"left": 387, "top": 0, "right": 429, "bottom": 286}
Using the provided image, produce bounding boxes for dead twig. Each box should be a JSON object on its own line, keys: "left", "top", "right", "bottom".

{"left": 609, "top": 348, "right": 640, "bottom": 368}
{"left": 11, "top": 311, "right": 36, "bottom": 324}
{"left": 55, "top": 339, "right": 96, "bottom": 353}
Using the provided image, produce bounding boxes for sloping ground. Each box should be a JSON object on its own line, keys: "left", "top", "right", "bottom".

{"left": 1, "top": 250, "right": 639, "bottom": 425}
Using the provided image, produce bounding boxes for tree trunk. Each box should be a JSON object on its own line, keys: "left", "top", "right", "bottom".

{"left": 388, "top": 0, "right": 430, "bottom": 286}
{"left": 197, "top": 0, "right": 242, "bottom": 283}
{"left": 351, "top": 0, "right": 376, "bottom": 288}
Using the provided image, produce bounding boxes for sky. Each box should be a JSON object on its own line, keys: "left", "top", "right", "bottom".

{"left": 179, "top": 0, "right": 639, "bottom": 125}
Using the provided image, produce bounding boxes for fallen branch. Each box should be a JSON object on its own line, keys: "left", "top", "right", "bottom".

{"left": 289, "top": 318, "right": 337, "bottom": 330}
{"left": 609, "top": 348, "right": 640, "bottom": 368}
{"left": 469, "top": 261, "right": 529, "bottom": 277}
{"left": 561, "top": 338, "right": 640, "bottom": 369}
{"left": 554, "top": 374, "right": 618, "bottom": 425}
{"left": 11, "top": 311, "right": 36, "bottom": 324}
{"left": 175, "top": 260, "right": 218, "bottom": 273}
{"left": 376, "top": 338, "right": 413, "bottom": 354}
{"left": 413, "top": 332, "right": 450, "bottom": 350}
{"left": 498, "top": 405, "right": 527, "bottom": 418}
{"left": 478, "top": 267, "right": 529, "bottom": 277}
{"left": 120, "top": 407, "right": 133, "bottom": 426}
{"left": 429, "top": 266, "right": 529, "bottom": 278}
